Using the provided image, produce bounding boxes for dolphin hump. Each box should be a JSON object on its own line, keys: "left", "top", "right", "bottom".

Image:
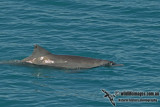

{"left": 32, "top": 44, "right": 52, "bottom": 57}
{"left": 22, "top": 45, "right": 52, "bottom": 62}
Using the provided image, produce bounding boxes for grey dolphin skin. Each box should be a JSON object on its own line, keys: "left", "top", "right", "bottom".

{"left": 21, "top": 45, "right": 123, "bottom": 69}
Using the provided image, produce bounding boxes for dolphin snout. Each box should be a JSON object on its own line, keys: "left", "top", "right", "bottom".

{"left": 109, "top": 61, "right": 116, "bottom": 66}
{"left": 105, "top": 61, "right": 123, "bottom": 67}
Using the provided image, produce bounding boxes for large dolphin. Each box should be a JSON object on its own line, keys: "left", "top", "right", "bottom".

{"left": 19, "top": 45, "right": 123, "bottom": 69}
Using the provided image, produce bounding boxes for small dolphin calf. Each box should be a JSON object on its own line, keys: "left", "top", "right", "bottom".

{"left": 21, "top": 45, "right": 122, "bottom": 69}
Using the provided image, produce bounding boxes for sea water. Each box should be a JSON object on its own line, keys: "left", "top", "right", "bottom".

{"left": 0, "top": 0, "right": 160, "bottom": 107}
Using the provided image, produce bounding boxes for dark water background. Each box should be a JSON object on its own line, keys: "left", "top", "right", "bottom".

{"left": 0, "top": 0, "right": 160, "bottom": 107}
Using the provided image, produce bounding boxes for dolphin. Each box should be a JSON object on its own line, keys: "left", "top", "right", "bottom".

{"left": 19, "top": 45, "right": 123, "bottom": 69}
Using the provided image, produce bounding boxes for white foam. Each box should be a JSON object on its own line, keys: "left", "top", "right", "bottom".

{"left": 26, "top": 61, "right": 33, "bottom": 63}
{"left": 40, "top": 56, "right": 44, "bottom": 60}
{"left": 44, "top": 59, "right": 54, "bottom": 64}
{"left": 26, "top": 58, "right": 36, "bottom": 63}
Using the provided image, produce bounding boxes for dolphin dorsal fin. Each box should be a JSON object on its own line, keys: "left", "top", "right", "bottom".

{"left": 32, "top": 45, "right": 52, "bottom": 57}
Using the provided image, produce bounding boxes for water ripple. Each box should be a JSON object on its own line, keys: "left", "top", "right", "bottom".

{"left": 0, "top": 0, "right": 160, "bottom": 107}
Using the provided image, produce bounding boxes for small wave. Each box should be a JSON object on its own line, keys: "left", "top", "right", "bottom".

{"left": 0, "top": 60, "right": 22, "bottom": 65}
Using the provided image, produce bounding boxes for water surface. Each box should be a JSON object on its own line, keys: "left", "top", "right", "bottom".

{"left": 0, "top": 0, "right": 160, "bottom": 107}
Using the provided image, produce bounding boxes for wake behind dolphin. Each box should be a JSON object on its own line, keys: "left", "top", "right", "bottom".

{"left": 1, "top": 45, "right": 123, "bottom": 69}
{"left": 0, "top": 60, "right": 21, "bottom": 65}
